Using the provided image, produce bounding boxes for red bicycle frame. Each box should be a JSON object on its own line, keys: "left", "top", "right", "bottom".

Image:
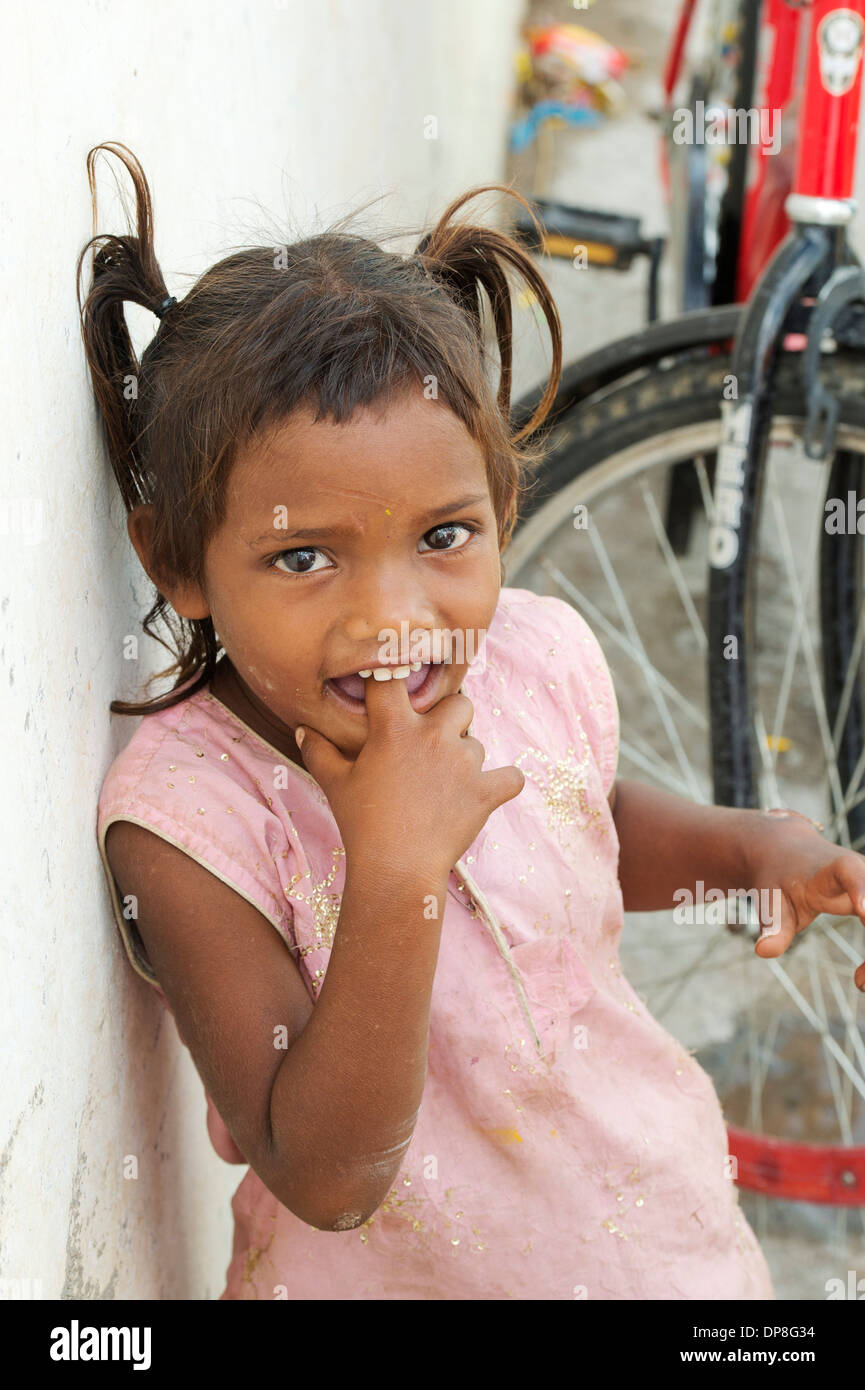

{"left": 665, "top": 0, "right": 865, "bottom": 301}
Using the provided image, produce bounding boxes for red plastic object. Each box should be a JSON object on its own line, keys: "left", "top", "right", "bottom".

{"left": 727, "top": 1124, "right": 865, "bottom": 1204}
{"left": 663, "top": 0, "right": 699, "bottom": 102}
{"left": 792, "top": 0, "right": 865, "bottom": 201}
{"left": 735, "top": 0, "right": 803, "bottom": 301}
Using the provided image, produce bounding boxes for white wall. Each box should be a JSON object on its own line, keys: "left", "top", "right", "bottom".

{"left": 0, "top": 0, "right": 525, "bottom": 1299}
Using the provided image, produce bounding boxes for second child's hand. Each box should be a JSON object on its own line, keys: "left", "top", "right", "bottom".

{"left": 293, "top": 671, "right": 525, "bottom": 881}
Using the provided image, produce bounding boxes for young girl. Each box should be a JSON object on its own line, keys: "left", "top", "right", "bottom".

{"left": 83, "top": 142, "right": 865, "bottom": 1301}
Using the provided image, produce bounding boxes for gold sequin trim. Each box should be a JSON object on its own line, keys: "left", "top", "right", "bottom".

{"left": 285, "top": 846, "right": 345, "bottom": 953}
{"left": 514, "top": 743, "right": 601, "bottom": 835}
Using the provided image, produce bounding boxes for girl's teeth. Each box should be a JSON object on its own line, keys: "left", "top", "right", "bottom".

{"left": 371, "top": 666, "right": 410, "bottom": 681}
{"left": 355, "top": 663, "right": 422, "bottom": 678}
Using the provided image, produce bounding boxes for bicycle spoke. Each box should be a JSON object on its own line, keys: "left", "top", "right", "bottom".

{"left": 767, "top": 483, "right": 851, "bottom": 847}
{"left": 717, "top": 1010, "right": 755, "bottom": 1123}
{"left": 619, "top": 735, "right": 698, "bottom": 797}
{"left": 830, "top": 600, "right": 865, "bottom": 754}
{"left": 805, "top": 938, "right": 853, "bottom": 1145}
{"left": 824, "top": 966, "right": 865, "bottom": 1112}
{"left": 639, "top": 476, "right": 707, "bottom": 652}
{"left": 829, "top": 801, "right": 865, "bottom": 847}
{"left": 836, "top": 780, "right": 865, "bottom": 819}
{"left": 693, "top": 455, "right": 716, "bottom": 523}
{"left": 650, "top": 927, "right": 730, "bottom": 1023}
{"left": 755, "top": 1009, "right": 783, "bottom": 1102}
{"left": 752, "top": 704, "right": 784, "bottom": 809}
{"left": 766, "top": 956, "right": 865, "bottom": 1102}
{"left": 824, "top": 951, "right": 865, "bottom": 1243}
{"left": 638, "top": 944, "right": 766, "bottom": 989}
{"left": 586, "top": 525, "right": 705, "bottom": 800}
{"left": 761, "top": 465, "right": 823, "bottom": 783}
{"left": 747, "top": 957, "right": 763, "bottom": 1134}
{"left": 822, "top": 919, "right": 865, "bottom": 968}
{"left": 831, "top": 737, "right": 865, "bottom": 827}
{"left": 538, "top": 559, "right": 708, "bottom": 729}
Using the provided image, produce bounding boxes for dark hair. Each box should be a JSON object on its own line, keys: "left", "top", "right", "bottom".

{"left": 77, "top": 141, "right": 563, "bottom": 715}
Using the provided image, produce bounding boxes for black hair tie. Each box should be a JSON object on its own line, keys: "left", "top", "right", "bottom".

{"left": 154, "top": 295, "right": 177, "bottom": 318}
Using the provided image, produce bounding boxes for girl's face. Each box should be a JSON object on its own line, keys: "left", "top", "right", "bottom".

{"left": 153, "top": 388, "right": 504, "bottom": 768}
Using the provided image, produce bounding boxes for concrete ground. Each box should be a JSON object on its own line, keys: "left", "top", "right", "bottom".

{"left": 504, "top": 0, "right": 865, "bottom": 1300}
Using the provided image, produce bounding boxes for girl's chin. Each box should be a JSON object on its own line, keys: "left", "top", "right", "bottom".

{"left": 323, "top": 660, "right": 452, "bottom": 716}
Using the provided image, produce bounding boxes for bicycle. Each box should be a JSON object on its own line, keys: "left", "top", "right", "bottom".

{"left": 504, "top": 0, "right": 865, "bottom": 1276}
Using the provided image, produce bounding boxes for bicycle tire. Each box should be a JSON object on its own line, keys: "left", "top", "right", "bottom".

{"left": 510, "top": 350, "right": 865, "bottom": 554}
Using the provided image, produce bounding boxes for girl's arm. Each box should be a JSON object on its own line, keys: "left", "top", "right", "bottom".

{"left": 610, "top": 778, "right": 764, "bottom": 912}
{"left": 107, "top": 819, "right": 451, "bottom": 1232}
{"left": 610, "top": 779, "right": 865, "bottom": 988}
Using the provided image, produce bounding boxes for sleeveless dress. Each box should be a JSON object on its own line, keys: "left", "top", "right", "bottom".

{"left": 96, "top": 585, "right": 775, "bottom": 1300}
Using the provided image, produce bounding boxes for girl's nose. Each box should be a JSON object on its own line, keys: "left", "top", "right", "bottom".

{"left": 342, "top": 608, "right": 440, "bottom": 648}
{"left": 341, "top": 571, "right": 437, "bottom": 649}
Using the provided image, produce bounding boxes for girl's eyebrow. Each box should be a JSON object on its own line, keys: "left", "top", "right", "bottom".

{"left": 245, "top": 493, "right": 489, "bottom": 547}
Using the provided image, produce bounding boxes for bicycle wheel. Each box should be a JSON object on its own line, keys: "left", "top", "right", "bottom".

{"left": 504, "top": 344, "right": 865, "bottom": 1296}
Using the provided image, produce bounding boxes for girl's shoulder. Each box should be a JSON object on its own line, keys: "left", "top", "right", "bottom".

{"left": 96, "top": 684, "right": 305, "bottom": 821}
{"left": 471, "top": 586, "right": 619, "bottom": 796}
{"left": 95, "top": 685, "right": 321, "bottom": 985}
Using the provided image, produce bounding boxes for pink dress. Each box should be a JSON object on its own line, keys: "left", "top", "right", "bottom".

{"left": 96, "top": 586, "right": 775, "bottom": 1300}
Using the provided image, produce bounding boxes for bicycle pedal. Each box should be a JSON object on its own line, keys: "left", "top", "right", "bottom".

{"left": 512, "top": 198, "right": 656, "bottom": 271}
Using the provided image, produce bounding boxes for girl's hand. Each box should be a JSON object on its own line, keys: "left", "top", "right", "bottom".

{"left": 293, "top": 671, "right": 525, "bottom": 881}
{"left": 744, "top": 808, "right": 865, "bottom": 989}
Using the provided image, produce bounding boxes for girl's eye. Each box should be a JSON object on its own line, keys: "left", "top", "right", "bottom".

{"left": 267, "top": 524, "right": 478, "bottom": 573}
{"left": 418, "top": 523, "right": 477, "bottom": 553}
{"left": 267, "top": 548, "right": 333, "bottom": 575}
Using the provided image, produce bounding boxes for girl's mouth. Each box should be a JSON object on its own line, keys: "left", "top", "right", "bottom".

{"left": 324, "top": 662, "right": 447, "bottom": 714}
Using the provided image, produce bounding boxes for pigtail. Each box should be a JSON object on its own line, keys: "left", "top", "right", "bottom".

{"left": 75, "top": 141, "right": 176, "bottom": 511}
{"left": 414, "top": 185, "right": 562, "bottom": 444}
{"left": 77, "top": 143, "right": 219, "bottom": 717}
